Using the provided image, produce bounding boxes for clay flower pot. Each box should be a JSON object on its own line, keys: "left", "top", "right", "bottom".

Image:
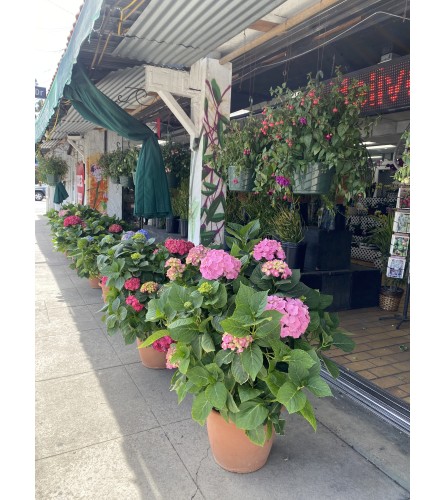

{"left": 101, "top": 285, "right": 110, "bottom": 302}
{"left": 88, "top": 276, "right": 101, "bottom": 289}
{"left": 206, "top": 410, "right": 275, "bottom": 473}
{"left": 136, "top": 338, "right": 167, "bottom": 369}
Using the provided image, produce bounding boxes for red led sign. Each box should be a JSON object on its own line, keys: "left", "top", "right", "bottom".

{"left": 330, "top": 55, "right": 410, "bottom": 115}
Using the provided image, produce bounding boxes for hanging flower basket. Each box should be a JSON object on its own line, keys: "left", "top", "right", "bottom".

{"left": 228, "top": 166, "right": 255, "bottom": 192}
{"left": 292, "top": 163, "right": 334, "bottom": 195}
{"left": 46, "top": 173, "right": 60, "bottom": 186}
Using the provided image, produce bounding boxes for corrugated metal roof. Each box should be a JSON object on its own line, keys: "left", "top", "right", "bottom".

{"left": 112, "top": 0, "right": 289, "bottom": 67}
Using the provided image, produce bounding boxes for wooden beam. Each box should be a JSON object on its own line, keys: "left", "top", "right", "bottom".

{"left": 220, "top": 0, "right": 342, "bottom": 65}
{"left": 157, "top": 90, "right": 198, "bottom": 139}
{"left": 248, "top": 19, "right": 280, "bottom": 32}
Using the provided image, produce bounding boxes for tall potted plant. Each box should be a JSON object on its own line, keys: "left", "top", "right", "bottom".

{"left": 273, "top": 205, "right": 306, "bottom": 270}
{"left": 141, "top": 220, "right": 355, "bottom": 472}
{"left": 175, "top": 178, "right": 189, "bottom": 238}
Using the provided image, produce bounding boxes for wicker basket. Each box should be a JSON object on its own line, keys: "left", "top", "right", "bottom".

{"left": 379, "top": 288, "right": 403, "bottom": 311}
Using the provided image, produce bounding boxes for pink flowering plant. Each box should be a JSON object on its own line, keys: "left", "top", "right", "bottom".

{"left": 141, "top": 219, "right": 355, "bottom": 445}
{"left": 252, "top": 69, "right": 375, "bottom": 203}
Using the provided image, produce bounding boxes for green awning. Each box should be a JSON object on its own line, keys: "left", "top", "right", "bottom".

{"left": 35, "top": 0, "right": 104, "bottom": 143}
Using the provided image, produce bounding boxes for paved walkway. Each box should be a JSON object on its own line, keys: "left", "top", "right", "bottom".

{"left": 35, "top": 204, "right": 409, "bottom": 500}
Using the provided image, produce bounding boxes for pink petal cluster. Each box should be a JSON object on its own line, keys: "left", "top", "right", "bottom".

{"left": 124, "top": 277, "right": 141, "bottom": 291}
{"left": 100, "top": 276, "right": 108, "bottom": 287}
{"left": 140, "top": 281, "right": 159, "bottom": 294}
{"left": 59, "top": 209, "right": 69, "bottom": 217}
{"left": 165, "top": 257, "right": 186, "bottom": 281}
{"left": 265, "top": 295, "right": 310, "bottom": 339}
{"left": 152, "top": 335, "right": 174, "bottom": 353}
{"left": 253, "top": 239, "right": 286, "bottom": 261}
{"left": 221, "top": 333, "right": 253, "bottom": 353}
{"left": 199, "top": 250, "right": 241, "bottom": 280}
{"left": 164, "top": 238, "right": 195, "bottom": 255}
{"left": 126, "top": 295, "right": 144, "bottom": 312}
{"left": 261, "top": 259, "right": 292, "bottom": 279}
{"left": 185, "top": 244, "right": 209, "bottom": 266}
{"left": 63, "top": 215, "right": 82, "bottom": 227}
{"left": 166, "top": 344, "right": 179, "bottom": 369}
{"left": 108, "top": 224, "right": 123, "bottom": 233}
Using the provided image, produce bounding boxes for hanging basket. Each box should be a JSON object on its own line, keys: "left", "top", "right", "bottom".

{"left": 119, "top": 175, "right": 130, "bottom": 187}
{"left": 228, "top": 166, "right": 255, "bottom": 192}
{"left": 292, "top": 163, "right": 334, "bottom": 195}
{"left": 46, "top": 173, "right": 60, "bottom": 186}
{"left": 110, "top": 176, "right": 119, "bottom": 184}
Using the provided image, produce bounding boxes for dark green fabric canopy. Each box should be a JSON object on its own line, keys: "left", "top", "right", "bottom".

{"left": 63, "top": 64, "right": 172, "bottom": 218}
{"left": 53, "top": 181, "right": 69, "bottom": 204}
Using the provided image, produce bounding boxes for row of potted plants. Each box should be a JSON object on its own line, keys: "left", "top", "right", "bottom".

{"left": 46, "top": 205, "right": 356, "bottom": 473}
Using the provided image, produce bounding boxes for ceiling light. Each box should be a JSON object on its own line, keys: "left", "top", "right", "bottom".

{"left": 366, "top": 144, "right": 396, "bottom": 150}
{"left": 370, "top": 155, "right": 383, "bottom": 159}
{"left": 362, "top": 141, "right": 376, "bottom": 145}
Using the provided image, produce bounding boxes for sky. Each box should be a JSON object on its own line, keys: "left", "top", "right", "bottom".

{"left": 35, "top": 0, "right": 84, "bottom": 90}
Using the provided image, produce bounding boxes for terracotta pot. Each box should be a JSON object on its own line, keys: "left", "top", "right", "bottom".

{"left": 206, "top": 410, "right": 274, "bottom": 473}
{"left": 101, "top": 285, "right": 110, "bottom": 302}
{"left": 136, "top": 338, "right": 167, "bottom": 369}
{"left": 88, "top": 276, "right": 101, "bottom": 289}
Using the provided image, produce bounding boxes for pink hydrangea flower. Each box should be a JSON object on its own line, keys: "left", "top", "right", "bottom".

{"left": 266, "top": 295, "right": 310, "bottom": 339}
{"left": 63, "top": 215, "right": 82, "bottom": 227}
{"left": 199, "top": 249, "right": 241, "bottom": 280}
{"left": 221, "top": 333, "right": 253, "bottom": 353}
{"left": 109, "top": 224, "right": 123, "bottom": 233}
{"left": 58, "top": 209, "right": 69, "bottom": 217}
{"left": 185, "top": 244, "right": 209, "bottom": 266}
{"left": 124, "top": 277, "right": 141, "bottom": 291}
{"left": 152, "top": 335, "right": 174, "bottom": 353}
{"left": 166, "top": 344, "right": 179, "bottom": 369}
{"left": 125, "top": 295, "right": 144, "bottom": 312}
{"left": 165, "top": 257, "right": 186, "bottom": 281}
{"left": 100, "top": 276, "right": 108, "bottom": 287}
{"left": 253, "top": 239, "right": 286, "bottom": 261}
{"left": 164, "top": 238, "right": 195, "bottom": 255}
{"left": 261, "top": 259, "right": 292, "bottom": 279}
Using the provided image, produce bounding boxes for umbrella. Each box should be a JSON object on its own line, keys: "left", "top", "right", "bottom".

{"left": 53, "top": 181, "right": 69, "bottom": 204}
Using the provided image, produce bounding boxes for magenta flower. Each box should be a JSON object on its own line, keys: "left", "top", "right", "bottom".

{"left": 63, "top": 215, "right": 82, "bottom": 227}
{"left": 266, "top": 295, "right": 310, "bottom": 339}
{"left": 109, "top": 224, "right": 123, "bottom": 233}
{"left": 253, "top": 239, "right": 286, "bottom": 261}
{"left": 100, "top": 276, "right": 108, "bottom": 287}
{"left": 299, "top": 117, "right": 307, "bottom": 125}
{"left": 199, "top": 250, "right": 241, "bottom": 280}
{"left": 275, "top": 176, "right": 290, "bottom": 187}
{"left": 124, "top": 277, "right": 141, "bottom": 291}
{"left": 125, "top": 295, "right": 144, "bottom": 312}
{"left": 164, "top": 238, "right": 195, "bottom": 255}
{"left": 185, "top": 244, "right": 209, "bottom": 266}
{"left": 152, "top": 335, "right": 174, "bottom": 353}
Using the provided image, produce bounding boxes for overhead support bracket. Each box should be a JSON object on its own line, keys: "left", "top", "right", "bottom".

{"left": 67, "top": 135, "right": 85, "bottom": 159}
{"left": 145, "top": 65, "right": 202, "bottom": 140}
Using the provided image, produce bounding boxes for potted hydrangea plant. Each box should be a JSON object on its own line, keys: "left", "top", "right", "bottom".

{"left": 140, "top": 220, "right": 354, "bottom": 472}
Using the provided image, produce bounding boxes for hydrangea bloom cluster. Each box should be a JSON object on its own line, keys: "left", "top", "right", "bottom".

{"left": 132, "top": 232, "right": 147, "bottom": 242}
{"left": 131, "top": 252, "right": 142, "bottom": 260}
{"left": 140, "top": 281, "right": 159, "bottom": 294}
{"left": 199, "top": 250, "right": 241, "bottom": 280}
{"left": 63, "top": 215, "right": 82, "bottom": 227}
{"left": 108, "top": 224, "right": 123, "bottom": 233}
{"left": 136, "top": 229, "right": 150, "bottom": 239}
{"left": 185, "top": 244, "right": 209, "bottom": 266}
{"left": 166, "top": 344, "right": 179, "bottom": 369}
{"left": 100, "top": 276, "right": 108, "bottom": 287}
{"left": 164, "top": 238, "right": 195, "bottom": 255}
{"left": 152, "top": 335, "right": 174, "bottom": 353}
{"left": 86, "top": 235, "right": 94, "bottom": 242}
{"left": 59, "top": 209, "right": 69, "bottom": 217}
{"left": 165, "top": 258, "right": 186, "bottom": 281}
{"left": 126, "top": 295, "right": 144, "bottom": 312}
{"left": 261, "top": 259, "right": 292, "bottom": 279}
{"left": 197, "top": 282, "right": 213, "bottom": 295}
{"left": 124, "top": 277, "right": 141, "bottom": 291}
{"left": 253, "top": 239, "right": 286, "bottom": 261}
{"left": 221, "top": 333, "right": 253, "bottom": 353}
{"left": 102, "top": 235, "right": 115, "bottom": 245}
{"left": 121, "top": 231, "right": 135, "bottom": 240}
{"left": 265, "top": 295, "right": 310, "bottom": 339}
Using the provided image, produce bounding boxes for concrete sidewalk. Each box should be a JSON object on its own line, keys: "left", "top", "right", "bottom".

{"left": 35, "top": 207, "right": 409, "bottom": 500}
